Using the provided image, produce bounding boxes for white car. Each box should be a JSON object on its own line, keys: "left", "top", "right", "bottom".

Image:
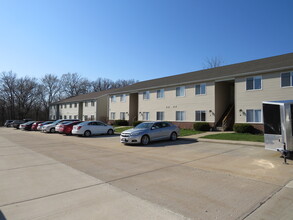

{"left": 72, "top": 121, "right": 114, "bottom": 137}
{"left": 42, "top": 119, "right": 78, "bottom": 133}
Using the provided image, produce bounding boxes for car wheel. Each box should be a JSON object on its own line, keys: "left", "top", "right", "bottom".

{"left": 141, "top": 135, "right": 150, "bottom": 145}
{"left": 84, "top": 130, "right": 91, "bottom": 137}
{"left": 170, "top": 132, "right": 177, "bottom": 141}
{"left": 107, "top": 129, "right": 114, "bottom": 135}
{"left": 50, "top": 128, "right": 55, "bottom": 133}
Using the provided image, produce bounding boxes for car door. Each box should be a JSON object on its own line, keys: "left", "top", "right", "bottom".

{"left": 149, "top": 122, "right": 163, "bottom": 141}
{"left": 160, "top": 122, "right": 172, "bottom": 139}
{"left": 89, "top": 122, "right": 98, "bottom": 134}
{"left": 95, "top": 122, "right": 107, "bottom": 134}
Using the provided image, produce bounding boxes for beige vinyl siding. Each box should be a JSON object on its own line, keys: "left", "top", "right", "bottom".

{"left": 138, "top": 82, "right": 215, "bottom": 122}
{"left": 59, "top": 103, "right": 79, "bottom": 120}
{"left": 235, "top": 70, "right": 293, "bottom": 123}
{"left": 109, "top": 94, "right": 130, "bottom": 120}
{"left": 83, "top": 100, "right": 97, "bottom": 120}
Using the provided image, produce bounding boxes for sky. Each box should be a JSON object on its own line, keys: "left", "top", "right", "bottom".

{"left": 0, "top": 0, "right": 293, "bottom": 81}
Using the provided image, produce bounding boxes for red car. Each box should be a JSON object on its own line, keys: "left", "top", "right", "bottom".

{"left": 31, "top": 121, "right": 44, "bottom": 131}
{"left": 59, "top": 121, "right": 82, "bottom": 135}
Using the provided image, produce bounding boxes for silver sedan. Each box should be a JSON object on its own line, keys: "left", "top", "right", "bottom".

{"left": 120, "top": 121, "right": 180, "bottom": 145}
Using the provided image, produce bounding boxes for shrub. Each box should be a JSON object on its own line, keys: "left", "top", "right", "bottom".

{"left": 133, "top": 121, "right": 143, "bottom": 127}
{"left": 233, "top": 123, "right": 254, "bottom": 133}
{"left": 193, "top": 122, "right": 210, "bottom": 131}
{"left": 114, "top": 120, "right": 129, "bottom": 126}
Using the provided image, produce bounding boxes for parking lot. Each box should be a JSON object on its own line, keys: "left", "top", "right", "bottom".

{"left": 0, "top": 128, "right": 293, "bottom": 220}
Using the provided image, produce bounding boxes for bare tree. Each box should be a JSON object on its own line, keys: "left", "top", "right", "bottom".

{"left": 203, "top": 56, "right": 224, "bottom": 69}
{"left": 60, "top": 73, "right": 91, "bottom": 97}
{"left": 112, "top": 79, "right": 138, "bottom": 88}
{"left": 91, "top": 78, "right": 113, "bottom": 92}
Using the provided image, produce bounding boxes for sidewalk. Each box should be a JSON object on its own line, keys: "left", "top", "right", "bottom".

{"left": 183, "top": 131, "right": 264, "bottom": 147}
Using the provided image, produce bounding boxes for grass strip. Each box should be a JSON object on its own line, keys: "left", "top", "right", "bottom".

{"left": 201, "top": 133, "right": 264, "bottom": 142}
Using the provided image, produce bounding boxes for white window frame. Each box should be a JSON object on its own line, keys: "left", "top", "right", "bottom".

{"left": 85, "top": 101, "right": 88, "bottom": 107}
{"left": 143, "top": 112, "right": 150, "bottom": 121}
{"left": 156, "top": 111, "right": 164, "bottom": 120}
{"left": 69, "top": 103, "right": 72, "bottom": 108}
{"left": 156, "top": 89, "right": 164, "bottom": 99}
{"left": 246, "top": 76, "right": 262, "bottom": 91}
{"left": 120, "top": 112, "right": 126, "bottom": 120}
{"left": 120, "top": 94, "right": 126, "bottom": 102}
{"left": 110, "top": 112, "right": 116, "bottom": 120}
{"left": 64, "top": 115, "right": 67, "bottom": 119}
{"left": 74, "top": 103, "right": 77, "bottom": 108}
{"left": 176, "top": 86, "right": 185, "bottom": 97}
{"left": 143, "top": 91, "right": 150, "bottom": 100}
{"left": 111, "top": 95, "right": 116, "bottom": 103}
{"left": 281, "top": 72, "right": 293, "bottom": 88}
{"left": 195, "top": 111, "right": 206, "bottom": 122}
{"left": 90, "top": 115, "right": 95, "bottom": 120}
{"left": 176, "top": 111, "right": 186, "bottom": 121}
{"left": 91, "top": 101, "right": 95, "bottom": 106}
{"left": 195, "top": 83, "right": 206, "bottom": 95}
{"left": 74, "top": 115, "right": 78, "bottom": 119}
{"left": 246, "top": 109, "right": 262, "bottom": 123}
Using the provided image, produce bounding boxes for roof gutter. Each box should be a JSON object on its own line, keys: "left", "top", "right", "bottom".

{"left": 109, "top": 65, "right": 293, "bottom": 95}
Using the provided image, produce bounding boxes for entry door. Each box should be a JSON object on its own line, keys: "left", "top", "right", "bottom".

{"left": 263, "top": 104, "right": 283, "bottom": 151}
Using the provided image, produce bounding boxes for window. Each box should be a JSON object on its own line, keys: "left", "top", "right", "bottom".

{"left": 195, "top": 111, "right": 206, "bottom": 121}
{"left": 281, "top": 72, "right": 293, "bottom": 87}
{"left": 84, "top": 115, "right": 88, "bottom": 121}
{"left": 156, "top": 112, "right": 164, "bottom": 120}
{"left": 120, "top": 112, "right": 126, "bottom": 120}
{"left": 64, "top": 115, "right": 67, "bottom": 119}
{"left": 60, "top": 115, "right": 62, "bottom": 119}
{"left": 157, "top": 89, "right": 164, "bottom": 99}
{"left": 85, "top": 101, "right": 88, "bottom": 107}
{"left": 74, "top": 115, "right": 78, "bottom": 119}
{"left": 176, "top": 111, "right": 185, "bottom": 121}
{"left": 120, "top": 94, "right": 126, "bottom": 102}
{"left": 64, "top": 104, "right": 67, "bottom": 108}
{"left": 74, "top": 103, "right": 77, "bottom": 108}
{"left": 246, "top": 109, "right": 262, "bottom": 123}
{"left": 91, "top": 101, "right": 95, "bottom": 106}
{"left": 195, "top": 83, "right": 206, "bottom": 95}
{"left": 60, "top": 105, "right": 63, "bottom": 109}
{"left": 143, "top": 112, "right": 150, "bottom": 120}
{"left": 90, "top": 115, "right": 95, "bottom": 120}
{"left": 111, "top": 95, "right": 116, "bottom": 102}
{"left": 176, "top": 86, "right": 185, "bottom": 97}
{"left": 69, "top": 115, "right": 72, "bottom": 119}
{"left": 143, "top": 91, "right": 150, "bottom": 100}
{"left": 69, "top": 103, "right": 72, "bottom": 108}
{"left": 110, "top": 112, "right": 116, "bottom": 120}
{"left": 246, "top": 76, "right": 262, "bottom": 90}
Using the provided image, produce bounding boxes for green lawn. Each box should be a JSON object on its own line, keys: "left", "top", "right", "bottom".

{"left": 201, "top": 133, "right": 264, "bottom": 142}
{"left": 180, "top": 129, "right": 203, "bottom": 136}
{"left": 114, "top": 126, "right": 133, "bottom": 133}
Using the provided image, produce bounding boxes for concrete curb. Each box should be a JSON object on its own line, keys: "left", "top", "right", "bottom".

{"left": 197, "top": 138, "right": 264, "bottom": 147}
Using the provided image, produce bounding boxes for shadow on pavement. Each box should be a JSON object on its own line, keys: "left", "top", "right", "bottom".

{"left": 125, "top": 137, "right": 198, "bottom": 148}
{"left": 0, "top": 210, "right": 7, "bottom": 220}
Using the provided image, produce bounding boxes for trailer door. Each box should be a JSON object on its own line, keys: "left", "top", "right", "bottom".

{"left": 263, "top": 104, "right": 283, "bottom": 151}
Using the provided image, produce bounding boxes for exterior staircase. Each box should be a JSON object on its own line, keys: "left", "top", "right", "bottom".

{"left": 215, "top": 105, "right": 235, "bottom": 131}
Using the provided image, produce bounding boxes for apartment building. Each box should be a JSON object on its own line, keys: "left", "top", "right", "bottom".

{"left": 50, "top": 89, "right": 117, "bottom": 122}
{"left": 109, "top": 53, "right": 293, "bottom": 130}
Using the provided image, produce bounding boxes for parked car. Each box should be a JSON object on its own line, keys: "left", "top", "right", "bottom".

{"left": 59, "top": 121, "right": 83, "bottom": 135}
{"left": 31, "top": 121, "right": 44, "bottom": 131}
{"left": 72, "top": 121, "right": 114, "bottom": 137}
{"left": 12, "top": 119, "right": 33, "bottom": 129}
{"left": 120, "top": 121, "right": 180, "bottom": 145}
{"left": 37, "top": 121, "right": 53, "bottom": 131}
{"left": 42, "top": 119, "right": 79, "bottom": 133}
{"left": 4, "top": 120, "right": 14, "bottom": 127}
{"left": 20, "top": 121, "right": 35, "bottom": 131}
{"left": 55, "top": 121, "right": 78, "bottom": 133}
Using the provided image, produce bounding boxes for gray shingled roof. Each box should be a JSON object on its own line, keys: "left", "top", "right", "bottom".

{"left": 53, "top": 88, "right": 119, "bottom": 104}
{"left": 110, "top": 52, "right": 293, "bottom": 94}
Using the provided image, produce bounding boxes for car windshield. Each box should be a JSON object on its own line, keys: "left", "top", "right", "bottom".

{"left": 135, "top": 123, "right": 153, "bottom": 129}
{"left": 52, "top": 120, "right": 62, "bottom": 125}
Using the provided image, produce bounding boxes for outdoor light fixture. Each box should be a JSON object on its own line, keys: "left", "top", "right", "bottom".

{"left": 239, "top": 109, "right": 243, "bottom": 116}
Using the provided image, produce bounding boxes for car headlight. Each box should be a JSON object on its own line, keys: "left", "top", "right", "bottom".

{"left": 130, "top": 132, "right": 142, "bottom": 136}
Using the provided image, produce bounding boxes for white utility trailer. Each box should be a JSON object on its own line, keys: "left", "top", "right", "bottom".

{"left": 263, "top": 100, "right": 293, "bottom": 162}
